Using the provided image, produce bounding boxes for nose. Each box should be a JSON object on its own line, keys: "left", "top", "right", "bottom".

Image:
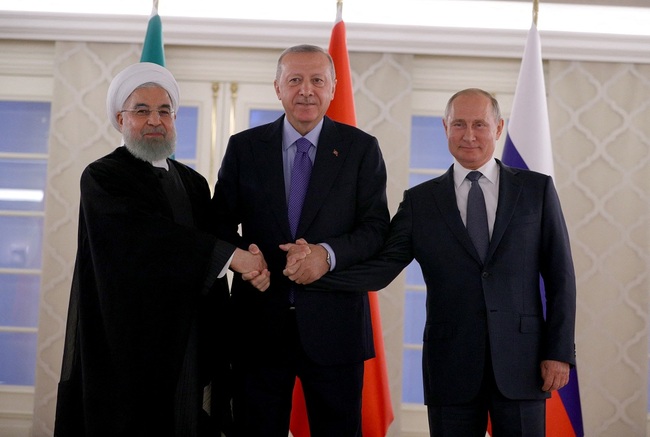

{"left": 462, "top": 126, "right": 475, "bottom": 141}
{"left": 146, "top": 111, "right": 163, "bottom": 125}
{"left": 299, "top": 82, "right": 313, "bottom": 96}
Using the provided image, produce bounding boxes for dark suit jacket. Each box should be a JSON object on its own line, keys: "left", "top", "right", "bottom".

{"left": 315, "top": 160, "right": 576, "bottom": 405}
{"left": 212, "top": 115, "right": 390, "bottom": 366}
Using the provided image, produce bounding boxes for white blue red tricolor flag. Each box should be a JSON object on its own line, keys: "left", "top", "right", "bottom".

{"left": 501, "top": 23, "right": 584, "bottom": 437}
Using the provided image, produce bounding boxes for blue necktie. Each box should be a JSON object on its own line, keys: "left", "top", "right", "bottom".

{"left": 287, "top": 137, "right": 313, "bottom": 305}
{"left": 466, "top": 171, "right": 489, "bottom": 262}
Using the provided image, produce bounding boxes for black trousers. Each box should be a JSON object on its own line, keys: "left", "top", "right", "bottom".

{"left": 232, "top": 309, "right": 364, "bottom": 437}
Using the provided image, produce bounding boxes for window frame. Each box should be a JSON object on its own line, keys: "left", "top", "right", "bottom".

{"left": 0, "top": 66, "right": 53, "bottom": 433}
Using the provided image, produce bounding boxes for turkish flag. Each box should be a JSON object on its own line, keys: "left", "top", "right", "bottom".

{"left": 289, "top": 6, "right": 394, "bottom": 437}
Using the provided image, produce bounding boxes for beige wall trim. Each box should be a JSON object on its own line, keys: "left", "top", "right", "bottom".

{"left": 2, "top": 11, "right": 650, "bottom": 64}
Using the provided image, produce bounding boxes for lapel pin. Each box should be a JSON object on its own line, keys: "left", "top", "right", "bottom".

{"left": 333, "top": 149, "right": 339, "bottom": 157}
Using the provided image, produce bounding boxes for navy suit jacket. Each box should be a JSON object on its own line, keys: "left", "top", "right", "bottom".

{"left": 315, "top": 160, "right": 576, "bottom": 404}
{"left": 212, "top": 115, "right": 390, "bottom": 366}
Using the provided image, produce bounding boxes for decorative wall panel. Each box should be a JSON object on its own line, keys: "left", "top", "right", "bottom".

{"left": 549, "top": 60, "right": 650, "bottom": 437}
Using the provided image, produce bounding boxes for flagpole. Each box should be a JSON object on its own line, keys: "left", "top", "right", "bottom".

{"left": 533, "top": 0, "right": 539, "bottom": 26}
{"left": 336, "top": 0, "right": 343, "bottom": 22}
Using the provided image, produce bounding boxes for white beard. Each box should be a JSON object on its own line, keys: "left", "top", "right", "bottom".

{"left": 123, "top": 130, "right": 176, "bottom": 162}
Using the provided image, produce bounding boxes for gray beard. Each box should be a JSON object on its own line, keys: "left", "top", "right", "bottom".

{"left": 123, "top": 131, "right": 176, "bottom": 162}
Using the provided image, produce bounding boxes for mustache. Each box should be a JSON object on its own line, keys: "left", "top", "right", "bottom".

{"left": 142, "top": 127, "right": 166, "bottom": 135}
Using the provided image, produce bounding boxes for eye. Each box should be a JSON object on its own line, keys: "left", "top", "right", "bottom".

{"left": 158, "top": 109, "right": 172, "bottom": 118}
{"left": 136, "top": 109, "right": 151, "bottom": 117}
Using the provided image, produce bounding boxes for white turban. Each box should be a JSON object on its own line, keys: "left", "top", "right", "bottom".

{"left": 106, "top": 62, "right": 180, "bottom": 131}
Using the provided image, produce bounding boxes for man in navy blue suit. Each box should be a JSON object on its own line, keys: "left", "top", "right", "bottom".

{"left": 285, "top": 88, "right": 576, "bottom": 437}
{"left": 212, "top": 45, "right": 390, "bottom": 436}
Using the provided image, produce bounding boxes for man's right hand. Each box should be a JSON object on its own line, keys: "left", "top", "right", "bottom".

{"left": 231, "top": 244, "right": 270, "bottom": 291}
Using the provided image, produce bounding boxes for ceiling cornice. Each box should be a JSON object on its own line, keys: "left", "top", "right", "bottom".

{"left": 2, "top": 11, "right": 650, "bottom": 64}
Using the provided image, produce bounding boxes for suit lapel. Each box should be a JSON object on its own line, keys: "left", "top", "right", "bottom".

{"left": 488, "top": 161, "right": 522, "bottom": 260}
{"left": 295, "top": 117, "right": 346, "bottom": 237}
{"left": 432, "top": 166, "right": 483, "bottom": 263}
{"left": 250, "top": 116, "right": 294, "bottom": 241}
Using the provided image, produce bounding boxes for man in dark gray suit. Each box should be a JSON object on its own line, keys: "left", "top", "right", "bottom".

{"left": 284, "top": 88, "right": 576, "bottom": 436}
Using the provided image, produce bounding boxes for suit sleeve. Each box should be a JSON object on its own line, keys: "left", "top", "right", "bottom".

{"left": 312, "top": 189, "right": 415, "bottom": 292}
{"left": 539, "top": 176, "right": 577, "bottom": 366}
{"left": 211, "top": 135, "right": 246, "bottom": 248}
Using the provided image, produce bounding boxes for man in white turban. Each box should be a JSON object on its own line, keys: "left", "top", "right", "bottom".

{"left": 54, "top": 62, "right": 269, "bottom": 437}
{"left": 106, "top": 61, "right": 180, "bottom": 163}
{"left": 106, "top": 62, "right": 180, "bottom": 130}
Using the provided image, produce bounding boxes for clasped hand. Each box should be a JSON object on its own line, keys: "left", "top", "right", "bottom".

{"left": 279, "top": 238, "right": 329, "bottom": 285}
{"left": 231, "top": 244, "right": 270, "bottom": 291}
{"left": 237, "top": 238, "right": 329, "bottom": 291}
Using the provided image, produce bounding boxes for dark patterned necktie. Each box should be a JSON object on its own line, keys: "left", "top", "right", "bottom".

{"left": 466, "top": 171, "right": 489, "bottom": 262}
{"left": 287, "top": 137, "right": 313, "bottom": 239}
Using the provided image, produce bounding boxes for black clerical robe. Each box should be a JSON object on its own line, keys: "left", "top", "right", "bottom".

{"left": 54, "top": 146, "right": 234, "bottom": 437}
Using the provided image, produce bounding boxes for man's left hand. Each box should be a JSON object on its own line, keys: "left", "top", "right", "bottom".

{"left": 280, "top": 239, "right": 329, "bottom": 285}
{"left": 540, "top": 359, "right": 570, "bottom": 392}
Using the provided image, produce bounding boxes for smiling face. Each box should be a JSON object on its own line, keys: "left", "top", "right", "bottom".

{"left": 117, "top": 85, "right": 177, "bottom": 162}
{"left": 443, "top": 91, "right": 504, "bottom": 170}
{"left": 274, "top": 50, "right": 336, "bottom": 136}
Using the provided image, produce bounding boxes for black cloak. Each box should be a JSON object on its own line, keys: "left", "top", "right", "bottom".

{"left": 54, "top": 146, "right": 234, "bottom": 437}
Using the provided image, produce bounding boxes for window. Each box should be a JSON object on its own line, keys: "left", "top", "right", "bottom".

{"left": 249, "top": 109, "right": 283, "bottom": 128}
{"left": 0, "top": 101, "right": 51, "bottom": 386}
{"left": 402, "top": 115, "right": 451, "bottom": 403}
{"left": 174, "top": 105, "right": 200, "bottom": 168}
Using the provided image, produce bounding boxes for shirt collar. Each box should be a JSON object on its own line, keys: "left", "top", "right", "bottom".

{"left": 282, "top": 118, "right": 323, "bottom": 151}
{"left": 453, "top": 158, "right": 499, "bottom": 188}
{"left": 151, "top": 158, "right": 169, "bottom": 170}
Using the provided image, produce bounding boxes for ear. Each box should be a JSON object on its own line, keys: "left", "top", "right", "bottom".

{"left": 116, "top": 112, "right": 125, "bottom": 130}
{"left": 495, "top": 118, "right": 505, "bottom": 140}
{"left": 274, "top": 80, "right": 281, "bottom": 100}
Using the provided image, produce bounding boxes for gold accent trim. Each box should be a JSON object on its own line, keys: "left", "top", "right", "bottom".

{"left": 229, "top": 82, "right": 239, "bottom": 137}
{"left": 210, "top": 82, "right": 220, "bottom": 188}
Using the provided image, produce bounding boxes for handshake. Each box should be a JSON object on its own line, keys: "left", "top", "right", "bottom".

{"left": 233, "top": 239, "right": 328, "bottom": 292}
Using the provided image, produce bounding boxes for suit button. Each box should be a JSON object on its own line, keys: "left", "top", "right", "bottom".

{"left": 481, "top": 272, "right": 489, "bottom": 278}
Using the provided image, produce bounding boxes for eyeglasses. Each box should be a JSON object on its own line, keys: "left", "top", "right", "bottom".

{"left": 120, "top": 108, "right": 174, "bottom": 119}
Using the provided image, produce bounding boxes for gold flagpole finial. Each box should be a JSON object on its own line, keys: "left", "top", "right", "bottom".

{"left": 533, "top": 0, "right": 539, "bottom": 26}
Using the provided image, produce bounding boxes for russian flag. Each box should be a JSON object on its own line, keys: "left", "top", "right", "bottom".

{"left": 500, "top": 23, "right": 584, "bottom": 437}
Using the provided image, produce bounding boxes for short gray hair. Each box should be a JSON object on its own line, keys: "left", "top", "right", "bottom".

{"left": 275, "top": 44, "right": 336, "bottom": 82}
{"left": 444, "top": 88, "right": 502, "bottom": 122}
